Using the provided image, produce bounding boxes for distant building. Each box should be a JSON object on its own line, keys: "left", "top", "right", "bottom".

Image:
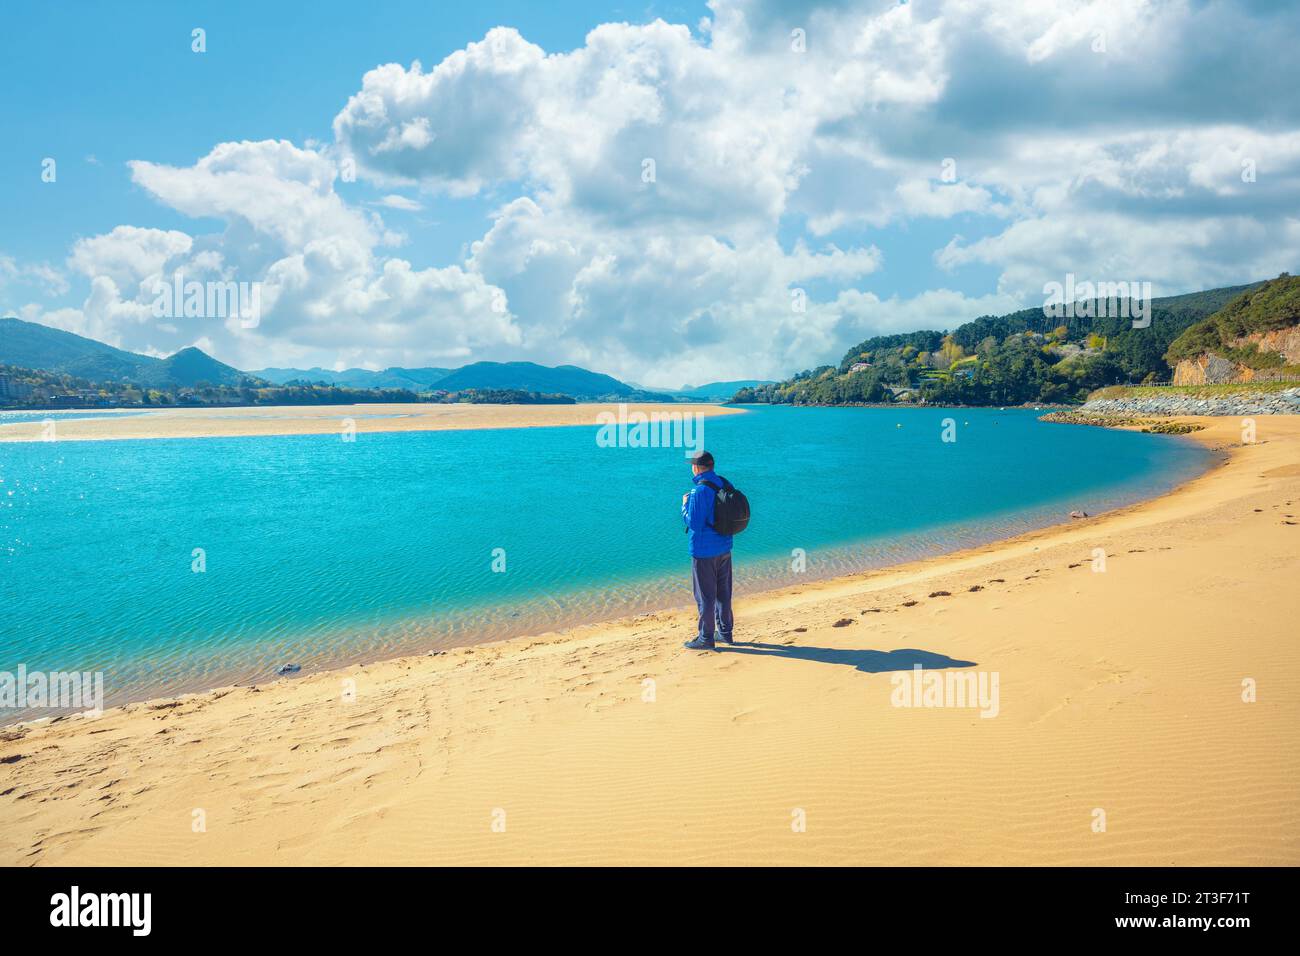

{"left": 0, "top": 375, "right": 33, "bottom": 402}
{"left": 849, "top": 362, "right": 873, "bottom": 373}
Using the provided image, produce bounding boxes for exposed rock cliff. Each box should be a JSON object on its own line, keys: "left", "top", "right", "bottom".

{"left": 1172, "top": 326, "right": 1300, "bottom": 384}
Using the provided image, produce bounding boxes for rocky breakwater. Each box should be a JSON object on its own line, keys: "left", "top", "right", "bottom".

{"left": 1040, "top": 387, "right": 1300, "bottom": 431}
{"left": 1078, "top": 387, "right": 1300, "bottom": 417}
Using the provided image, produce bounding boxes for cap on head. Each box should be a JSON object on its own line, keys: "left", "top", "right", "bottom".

{"left": 689, "top": 450, "right": 714, "bottom": 469}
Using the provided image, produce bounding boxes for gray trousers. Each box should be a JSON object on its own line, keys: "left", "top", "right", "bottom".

{"left": 691, "top": 552, "right": 734, "bottom": 640}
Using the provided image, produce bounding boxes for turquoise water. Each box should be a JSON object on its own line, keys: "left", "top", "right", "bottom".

{"left": 0, "top": 410, "right": 148, "bottom": 426}
{"left": 0, "top": 410, "right": 412, "bottom": 426}
{"left": 0, "top": 406, "right": 1212, "bottom": 712}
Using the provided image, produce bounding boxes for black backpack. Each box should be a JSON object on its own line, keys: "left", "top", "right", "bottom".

{"left": 701, "top": 479, "right": 750, "bottom": 536}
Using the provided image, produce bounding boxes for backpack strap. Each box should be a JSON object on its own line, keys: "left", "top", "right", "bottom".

{"left": 698, "top": 480, "right": 726, "bottom": 530}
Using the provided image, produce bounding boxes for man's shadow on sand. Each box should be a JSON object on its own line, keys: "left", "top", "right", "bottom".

{"left": 719, "top": 642, "right": 976, "bottom": 674}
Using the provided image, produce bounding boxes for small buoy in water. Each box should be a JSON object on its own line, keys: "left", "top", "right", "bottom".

{"left": 276, "top": 663, "right": 301, "bottom": 675}
{"left": 896, "top": 423, "right": 902, "bottom": 428}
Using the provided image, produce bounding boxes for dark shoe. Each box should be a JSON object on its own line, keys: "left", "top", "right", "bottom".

{"left": 683, "top": 636, "right": 716, "bottom": 650}
{"left": 717, "top": 632, "right": 734, "bottom": 645}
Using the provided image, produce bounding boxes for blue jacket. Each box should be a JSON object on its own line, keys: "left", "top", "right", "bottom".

{"left": 682, "top": 470, "right": 735, "bottom": 558}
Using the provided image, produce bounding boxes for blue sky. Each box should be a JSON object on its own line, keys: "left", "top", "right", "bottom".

{"left": 3, "top": 1, "right": 701, "bottom": 268}
{"left": 2, "top": 0, "right": 1297, "bottom": 387}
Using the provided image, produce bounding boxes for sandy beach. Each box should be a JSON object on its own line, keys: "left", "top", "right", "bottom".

{"left": 2, "top": 414, "right": 1297, "bottom": 866}
{"left": 0, "top": 401, "right": 740, "bottom": 443}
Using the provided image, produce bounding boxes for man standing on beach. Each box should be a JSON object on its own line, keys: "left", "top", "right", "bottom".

{"left": 681, "top": 450, "right": 735, "bottom": 650}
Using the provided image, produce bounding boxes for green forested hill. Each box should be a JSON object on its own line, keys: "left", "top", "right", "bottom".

{"left": 736, "top": 279, "right": 1273, "bottom": 407}
{"left": 0, "top": 317, "right": 252, "bottom": 387}
{"left": 1166, "top": 274, "right": 1300, "bottom": 369}
{"left": 0, "top": 316, "right": 158, "bottom": 382}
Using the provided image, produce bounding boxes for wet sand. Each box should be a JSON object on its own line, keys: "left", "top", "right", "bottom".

{"left": 0, "top": 401, "right": 741, "bottom": 442}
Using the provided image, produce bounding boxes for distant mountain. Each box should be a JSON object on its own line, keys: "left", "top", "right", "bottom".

{"left": 254, "top": 362, "right": 658, "bottom": 397}
{"left": 1, "top": 316, "right": 692, "bottom": 400}
{"left": 0, "top": 317, "right": 252, "bottom": 388}
{"left": 434, "top": 361, "right": 644, "bottom": 398}
{"left": 253, "top": 366, "right": 451, "bottom": 390}
{"left": 675, "top": 380, "right": 776, "bottom": 399}
{"left": 158, "top": 347, "right": 252, "bottom": 388}
{"left": 1, "top": 316, "right": 156, "bottom": 383}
